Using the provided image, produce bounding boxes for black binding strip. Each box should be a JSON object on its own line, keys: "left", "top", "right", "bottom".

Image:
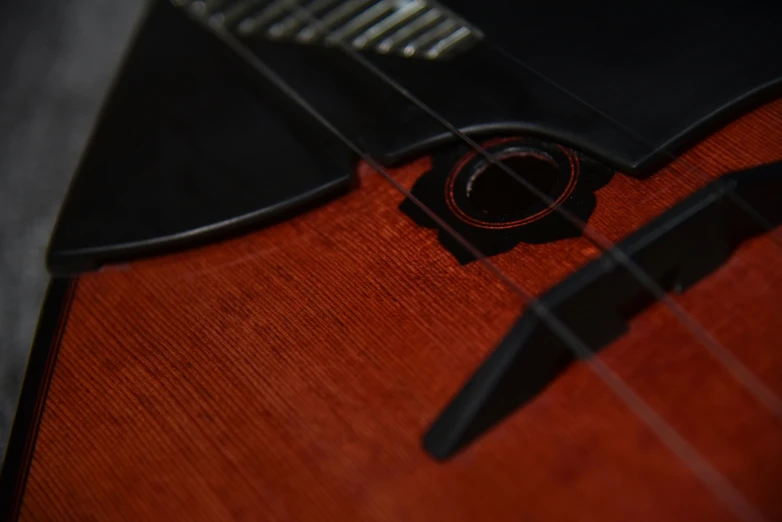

{"left": 0, "top": 279, "right": 77, "bottom": 520}
{"left": 424, "top": 161, "right": 782, "bottom": 460}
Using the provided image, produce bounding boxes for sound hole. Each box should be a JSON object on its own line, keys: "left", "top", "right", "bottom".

{"left": 466, "top": 154, "right": 559, "bottom": 216}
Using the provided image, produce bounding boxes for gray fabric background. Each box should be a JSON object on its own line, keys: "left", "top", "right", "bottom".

{"left": 0, "top": 1, "right": 144, "bottom": 454}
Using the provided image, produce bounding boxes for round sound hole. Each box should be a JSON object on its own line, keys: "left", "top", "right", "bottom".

{"left": 444, "top": 138, "right": 579, "bottom": 230}
{"left": 466, "top": 154, "right": 559, "bottom": 217}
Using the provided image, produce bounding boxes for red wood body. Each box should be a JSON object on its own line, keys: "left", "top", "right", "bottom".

{"left": 5, "top": 101, "right": 782, "bottom": 521}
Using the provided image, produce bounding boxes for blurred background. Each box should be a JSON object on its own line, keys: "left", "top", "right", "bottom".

{"left": 0, "top": 0, "right": 144, "bottom": 453}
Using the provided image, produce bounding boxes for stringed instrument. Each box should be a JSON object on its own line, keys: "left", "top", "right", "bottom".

{"left": 2, "top": 0, "right": 781, "bottom": 520}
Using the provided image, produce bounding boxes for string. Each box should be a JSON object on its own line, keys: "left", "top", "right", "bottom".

{"left": 196, "top": 12, "right": 768, "bottom": 522}
{"left": 491, "top": 40, "right": 782, "bottom": 284}
{"left": 485, "top": 41, "right": 782, "bottom": 410}
{"left": 490, "top": 44, "right": 782, "bottom": 238}
{"left": 277, "top": 1, "right": 782, "bottom": 420}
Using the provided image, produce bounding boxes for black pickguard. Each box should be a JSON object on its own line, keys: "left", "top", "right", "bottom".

{"left": 47, "top": 0, "right": 782, "bottom": 273}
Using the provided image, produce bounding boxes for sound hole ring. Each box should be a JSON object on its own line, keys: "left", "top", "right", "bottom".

{"left": 445, "top": 137, "right": 580, "bottom": 230}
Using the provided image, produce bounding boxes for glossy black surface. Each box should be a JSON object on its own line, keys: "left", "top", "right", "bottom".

{"left": 241, "top": 0, "right": 781, "bottom": 170}
{"left": 423, "top": 161, "right": 782, "bottom": 460}
{"left": 48, "top": 0, "right": 782, "bottom": 273}
{"left": 47, "top": 1, "right": 354, "bottom": 274}
{"left": 445, "top": 0, "right": 782, "bottom": 165}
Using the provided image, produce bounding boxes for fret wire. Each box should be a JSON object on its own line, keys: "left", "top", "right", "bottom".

{"left": 352, "top": 0, "right": 426, "bottom": 49}
{"left": 402, "top": 18, "right": 456, "bottom": 56}
{"left": 325, "top": 0, "right": 395, "bottom": 44}
{"left": 376, "top": 8, "right": 441, "bottom": 54}
{"left": 237, "top": 0, "right": 298, "bottom": 36}
{"left": 296, "top": 0, "right": 375, "bottom": 43}
{"left": 214, "top": 0, "right": 270, "bottom": 28}
{"left": 424, "top": 25, "right": 471, "bottom": 59}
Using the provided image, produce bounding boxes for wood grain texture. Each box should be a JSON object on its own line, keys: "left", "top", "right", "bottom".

{"left": 16, "top": 99, "right": 782, "bottom": 521}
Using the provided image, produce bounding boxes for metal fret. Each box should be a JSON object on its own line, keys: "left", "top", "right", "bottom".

{"left": 266, "top": 0, "right": 339, "bottom": 38}
{"left": 209, "top": 0, "right": 266, "bottom": 27}
{"left": 237, "top": 0, "right": 296, "bottom": 36}
{"left": 296, "top": 0, "right": 375, "bottom": 43}
{"left": 424, "top": 25, "right": 471, "bottom": 59}
{"left": 401, "top": 17, "right": 456, "bottom": 56}
{"left": 352, "top": 0, "right": 425, "bottom": 49}
{"left": 178, "top": 0, "right": 482, "bottom": 60}
{"left": 375, "top": 7, "right": 440, "bottom": 54}
{"left": 325, "top": 0, "right": 395, "bottom": 44}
